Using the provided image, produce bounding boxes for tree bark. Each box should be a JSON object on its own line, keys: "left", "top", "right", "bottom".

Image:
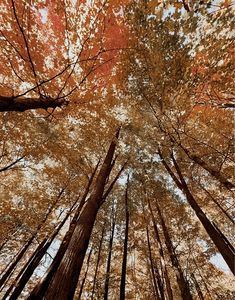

{"left": 91, "top": 221, "right": 106, "bottom": 300}
{"left": 40, "top": 128, "right": 120, "bottom": 300}
{"left": 146, "top": 225, "right": 161, "bottom": 300}
{"left": 77, "top": 248, "right": 93, "bottom": 300}
{"left": 0, "top": 95, "right": 66, "bottom": 112}
{"left": 154, "top": 197, "right": 193, "bottom": 300}
{"left": 5, "top": 198, "right": 78, "bottom": 300}
{"left": 119, "top": 177, "right": 130, "bottom": 300}
{"left": 104, "top": 204, "right": 116, "bottom": 300}
{"left": 28, "top": 161, "right": 100, "bottom": 300}
{"left": 0, "top": 187, "right": 65, "bottom": 290}
{"left": 180, "top": 144, "right": 234, "bottom": 190}
{"left": 147, "top": 198, "right": 173, "bottom": 300}
{"left": 170, "top": 152, "right": 235, "bottom": 275}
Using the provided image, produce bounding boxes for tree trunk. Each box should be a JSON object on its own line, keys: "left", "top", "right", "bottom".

{"left": 0, "top": 95, "right": 66, "bottom": 112}
{"left": 5, "top": 198, "right": 78, "bottom": 300}
{"left": 154, "top": 197, "right": 193, "bottom": 300}
{"left": 0, "top": 187, "right": 65, "bottom": 290}
{"left": 180, "top": 144, "right": 234, "bottom": 190}
{"left": 170, "top": 153, "right": 235, "bottom": 275}
{"left": 77, "top": 248, "right": 93, "bottom": 300}
{"left": 147, "top": 198, "right": 173, "bottom": 300}
{"left": 28, "top": 161, "right": 100, "bottom": 300}
{"left": 191, "top": 273, "right": 204, "bottom": 300}
{"left": 197, "top": 181, "right": 234, "bottom": 223}
{"left": 40, "top": 128, "right": 120, "bottom": 300}
{"left": 91, "top": 221, "right": 106, "bottom": 300}
{"left": 119, "top": 177, "right": 130, "bottom": 300}
{"left": 146, "top": 225, "right": 161, "bottom": 300}
{"left": 104, "top": 204, "right": 116, "bottom": 300}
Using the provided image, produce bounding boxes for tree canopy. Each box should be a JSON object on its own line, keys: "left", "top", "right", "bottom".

{"left": 0, "top": 1, "right": 234, "bottom": 299}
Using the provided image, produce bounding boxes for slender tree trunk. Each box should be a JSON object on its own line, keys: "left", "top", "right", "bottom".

{"left": 146, "top": 225, "right": 161, "bottom": 300}
{"left": 120, "top": 177, "right": 130, "bottom": 300}
{"left": 147, "top": 198, "right": 173, "bottom": 300}
{"left": 77, "top": 248, "right": 93, "bottom": 300}
{"left": 0, "top": 187, "right": 65, "bottom": 290}
{"left": 104, "top": 204, "right": 116, "bottom": 300}
{"left": 191, "top": 273, "right": 204, "bottom": 300}
{"left": 170, "top": 152, "right": 235, "bottom": 274}
{"left": 7, "top": 238, "right": 47, "bottom": 300}
{"left": 180, "top": 144, "right": 234, "bottom": 190}
{"left": 154, "top": 198, "right": 193, "bottom": 300}
{"left": 197, "top": 181, "right": 234, "bottom": 223}
{"left": 39, "top": 128, "right": 120, "bottom": 300}
{"left": 5, "top": 198, "right": 78, "bottom": 300}
{"left": 91, "top": 221, "right": 106, "bottom": 300}
{"left": 192, "top": 259, "right": 213, "bottom": 300}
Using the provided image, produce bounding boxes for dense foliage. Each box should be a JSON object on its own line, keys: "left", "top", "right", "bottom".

{"left": 0, "top": 1, "right": 234, "bottom": 299}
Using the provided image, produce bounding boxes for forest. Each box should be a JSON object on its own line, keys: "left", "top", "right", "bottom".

{"left": 0, "top": 0, "right": 234, "bottom": 299}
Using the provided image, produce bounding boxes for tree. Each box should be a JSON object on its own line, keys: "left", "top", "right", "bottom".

{"left": 1, "top": 1, "right": 234, "bottom": 299}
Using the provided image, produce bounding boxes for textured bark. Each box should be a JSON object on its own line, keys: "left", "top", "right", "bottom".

{"left": 119, "top": 178, "right": 130, "bottom": 300}
{"left": 28, "top": 161, "right": 100, "bottom": 300}
{"left": 155, "top": 200, "right": 193, "bottom": 300}
{"left": 171, "top": 153, "right": 235, "bottom": 275}
{"left": 41, "top": 128, "right": 120, "bottom": 300}
{"left": 0, "top": 95, "right": 66, "bottom": 112}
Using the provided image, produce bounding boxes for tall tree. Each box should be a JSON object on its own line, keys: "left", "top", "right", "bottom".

{"left": 119, "top": 176, "right": 130, "bottom": 300}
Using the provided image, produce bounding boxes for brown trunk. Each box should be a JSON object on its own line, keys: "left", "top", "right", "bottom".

{"left": 102, "top": 162, "right": 128, "bottom": 202}
{"left": 77, "top": 248, "right": 93, "bottom": 300}
{"left": 41, "top": 128, "right": 120, "bottom": 300}
{"left": 180, "top": 145, "right": 234, "bottom": 190}
{"left": 146, "top": 225, "right": 161, "bottom": 300}
{"left": 28, "top": 161, "right": 100, "bottom": 300}
{"left": 197, "top": 182, "right": 234, "bottom": 223}
{"left": 5, "top": 198, "right": 78, "bottom": 300}
{"left": 7, "top": 238, "right": 47, "bottom": 300}
{"left": 192, "top": 259, "right": 213, "bottom": 300}
{"left": 170, "top": 153, "right": 235, "bottom": 275}
{"left": 104, "top": 203, "right": 116, "bottom": 300}
{"left": 147, "top": 198, "right": 173, "bottom": 300}
{"left": 191, "top": 273, "right": 204, "bottom": 300}
{"left": 120, "top": 177, "right": 130, "bottom": 300}
{"left": 154, "top": 199, "right": 193, "bottom": 300}
{"left": 0, "top": 187, "right": 65, "bottom": 290}
{"left": 91, "top": 221, "right": 106, "bottom": 300}
{"left": 0, "top": 95, "right": 66, "bottom": 112}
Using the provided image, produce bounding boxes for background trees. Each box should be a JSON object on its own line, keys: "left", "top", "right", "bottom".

{"left": 0, "top": 0, "right": 234, "bottom": 299}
